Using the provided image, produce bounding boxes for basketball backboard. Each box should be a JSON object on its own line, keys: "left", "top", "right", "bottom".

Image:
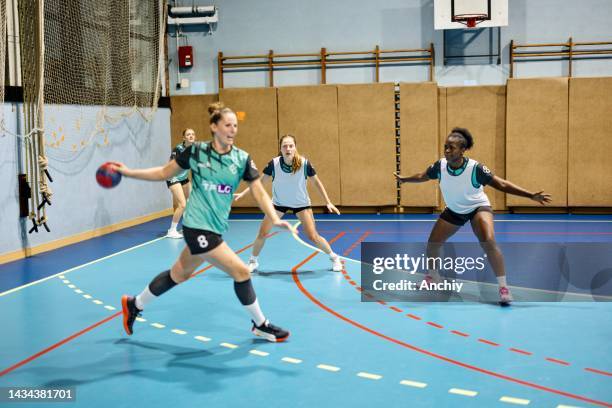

{"left": 434, "top": 0, "right": 508, "bottom": 30}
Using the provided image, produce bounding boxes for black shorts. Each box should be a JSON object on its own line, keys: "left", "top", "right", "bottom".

{"left": 274, "top": 204, "right": 311, "bottom": 214}
{"left": 440, "top": 206, "right": 493, "bottom": 226}
{"left": 183, "top": 225, "right": 224, "bottom": 255}
{"left": 166, "top": 178, "right": 190, "bottom": 188}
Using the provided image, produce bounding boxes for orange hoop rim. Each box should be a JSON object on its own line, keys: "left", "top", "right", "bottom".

{"left": 453, "top": 13, "right": 488, "bottom": 28}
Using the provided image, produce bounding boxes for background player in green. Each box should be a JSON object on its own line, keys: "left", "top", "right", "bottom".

{"left": 165, "top": 128, "right": 196, "bottom": 239}
{"left": 111, "top": 102, "right": 293, "bottom": 342}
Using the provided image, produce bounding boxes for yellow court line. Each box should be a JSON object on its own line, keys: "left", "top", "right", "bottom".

{"left": 171, "top": 329, "right": 187, "bottom": 335}
{"left": 449, "top": 388, "right": 478, "bottom": 397}
{"left": 151, "top": 323, "right": 166, "bottom": 329}
{"left": 400, "top": 380, "right": 428, "bottom": 388}
{"left": 500, "top": 396, "right": 530, "bottom": 405}
{"left": 281, "top": 357, "right": 303, "bottom": 364}
{"left": 357, "top": 372, "right": 382, "bottom": 380}
{"left": 317, "top": 364, "right": 341, "bottom": 372}
{"left": 194, "top": 336, "right": 211, "bottom": 342}
{"left": 220, "top": 342, "right": 238, "bottom": 349}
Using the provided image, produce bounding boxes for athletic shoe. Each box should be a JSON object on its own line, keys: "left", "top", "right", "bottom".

{"left": 121, "top": 295, "right": 142, "bottom": 335}
{"left": 499, "top": 286, "right": 513, "bottom": 305}
{"left": 166, "top": 229, "right": 183, "bottom": 239}
{"left": 247, "top": 258, "right": 259, "bottom": 273}
{"left": 252, "top": 319, "right": 290, "bottom": 342}
{"left": 331, "top": 257, "right": 343, "bottom": 272}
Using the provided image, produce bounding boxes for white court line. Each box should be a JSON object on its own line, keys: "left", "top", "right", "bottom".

{"left": 0, "top": 237, "right": 166, "bottom": 297}
{"left": 289, "top": 222, "right": 612, "bottom": 300}
{"left": 250, "top": 350, "right": 269, "bottom": 357}
{"left": 171, "top": 329, "right": 187, "bottom": 335}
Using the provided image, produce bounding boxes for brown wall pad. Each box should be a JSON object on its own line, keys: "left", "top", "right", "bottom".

{"left": 170, "top": 94, "right": 219, "bottom": 149}
{"left": 399, "top": 82, "right": 439, "bottom": 207}
{"left": 506, "top": 78, "right": 568, "bottom": 207}
{"left": 337, "top": 83, "right": 396, "bottom": 206}
{"left": 444, "top": 85, "right": 507, "bottom": 210}
{"left": 277, "top": 85, "right": 341, "bottom": 206}
{"left": 219, "top": 87, "right": 278, "bottom": 207}
{"left": 568, "top": 77, "right": 612, "bottom": 206}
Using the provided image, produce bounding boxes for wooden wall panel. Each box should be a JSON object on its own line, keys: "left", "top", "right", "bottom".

{"left": 399, "top": 82, "right": 439, "bottom": 207}
{"left": 568, "top": 77, "right": 612, "bottom": 206}
{"left": 506, "top": 78, "right": 568, "bottom": 207}
{"left": 219, "top": 88, "right": 278, "bottom": 207}
{"left": 277, "top": 85, "right": 341, "bottom": 206}
{"left": 444, "top": 86, "right": 506, "bottom": 210}
{"left": 170, "top": 94, "right": 218, "bottom": 148}
{"left": 337, "top": 83, "right": 396, "bottom": 206}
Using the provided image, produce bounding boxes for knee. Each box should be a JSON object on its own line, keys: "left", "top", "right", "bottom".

{"left": 177, "top": 200, "right": 187, "bottom": 210}
{"left": 170, "top": 265, "right": 189, "bottom": 283}
{"left": 305, "top": 229, "right": 319, "bottom": 242}
{"left": 234, "top": 263, "right": 251, "bottom": 282}
{"left": 256, "top": 230, "right": 268, "bottom": 240}
{"left": 479, "top": 237, "right": 498, "bottom": 251}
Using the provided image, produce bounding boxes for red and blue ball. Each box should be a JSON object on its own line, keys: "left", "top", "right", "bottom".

{"left": 96, "top": 162, "right": 122, "bottom": 188}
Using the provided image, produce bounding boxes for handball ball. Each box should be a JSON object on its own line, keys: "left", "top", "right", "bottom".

{"left": 96, "top": 162, "right": 122, "bottom": 188}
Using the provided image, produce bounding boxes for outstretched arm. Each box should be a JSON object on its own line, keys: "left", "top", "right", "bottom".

{"left": 112, "top": 160, "right": 182, "bottom": 181}
{"left": 488, "top": 175, "right": 552, "bottom": 205}
{"left": 233, "top": 174, "right": 270, "bottom": 202}
{"left": 311, "top": 175, "right": 340, "bottom": 215}
{"left": 393, "top": 171, "right": 431, "bottom": 184}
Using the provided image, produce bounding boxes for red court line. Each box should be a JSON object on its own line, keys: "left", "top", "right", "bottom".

{"left": 342, "top": 231, "right": 371, "bottom": 256}
{"left": 547, "top": 358, "right": 570, "bottom": 366}
{"left": 451, "top": 330, "right": 470, "bottom": 337}
{"left": 318, "top": 229, "right": 612, "bottom": 236}
{"left": 407, "top": 314, "right": 422, "bottom": 320}
{"left": 0, "top": 312, "right": 121, "bottom": 377}
{"left": 0, "top": 236, "right": 265, "bottom": 378}
{"left": 478, "top": 338, "right": 500, "bottom": 347}
{"left": 292, "top": 234, "right": 612, "bottom": 408}
{"left": 585, "top": 368, "right": 612, "bottom": 377}
{"left": 427, "top": 322, "right": 444, "bottom": 329}
{"left": 389, "top": 306, "right": 403, "bottom": 313}
{"left": 510, "top": 348, "right": 533, "bottom": 356}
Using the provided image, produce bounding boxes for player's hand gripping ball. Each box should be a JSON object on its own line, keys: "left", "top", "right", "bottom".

{"left": 96, "top": 162, "right": 122, "bottom": 188}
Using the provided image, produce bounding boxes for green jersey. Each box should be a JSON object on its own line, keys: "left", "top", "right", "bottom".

{"left": 175, "top": 141, "right": 259, "bottom": 234}
{"left": 167, "top": 143, "right": 189, "bottom": 183}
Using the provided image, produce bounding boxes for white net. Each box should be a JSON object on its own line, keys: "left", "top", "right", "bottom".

{"left": 15, "top": 0, "right": 166, "bottom": 232}
{"left": 0, "top": 1, "right": 5, "bottom": 108}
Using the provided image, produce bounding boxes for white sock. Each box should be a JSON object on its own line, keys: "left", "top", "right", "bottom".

{"left": 245, "top": 299, "right": 266, "bottom": 326}
{"left": 169, "top": 222, "right": 178, "bottom": 231}
{"left": 497, "top": 275, "right": 507, "bottom": 287}
{"left": 329, "top": 252, "right": 339, "bottom": 260}
{"left": 135, "top": 286, "right": 156, "bottom": 310}
{"left": 249, "top": 255, "right": 258, "bottom": 262}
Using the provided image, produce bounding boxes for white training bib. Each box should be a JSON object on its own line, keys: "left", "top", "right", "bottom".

{"left": 439, "top": 158, "right": 490, "bottom": 214}
{"left": 271, "top": 156, "right": 311, "bottom": 208}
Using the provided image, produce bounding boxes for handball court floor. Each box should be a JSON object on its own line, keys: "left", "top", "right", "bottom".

{"left": 0, "top": 214, "right": 611, "bottom": 408}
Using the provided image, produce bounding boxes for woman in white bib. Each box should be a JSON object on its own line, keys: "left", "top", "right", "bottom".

{"left": 395, "top": 127, "right": 552, "bottom": 305}
{"left": 235, "top": 134, "right": 343, "bottom": 272}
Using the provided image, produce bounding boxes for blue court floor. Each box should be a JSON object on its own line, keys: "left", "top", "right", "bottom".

{"left": 1, "top": 214, "right": 611, "bottom": 407}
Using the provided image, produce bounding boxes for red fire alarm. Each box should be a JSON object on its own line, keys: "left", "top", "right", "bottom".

{"left": 178, "top": 46, "right": 193, "bottom": 68}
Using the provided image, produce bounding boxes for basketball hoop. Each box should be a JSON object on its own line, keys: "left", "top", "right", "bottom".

{"left": 454, "top": 13, "right": 488, "bottom": 28}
